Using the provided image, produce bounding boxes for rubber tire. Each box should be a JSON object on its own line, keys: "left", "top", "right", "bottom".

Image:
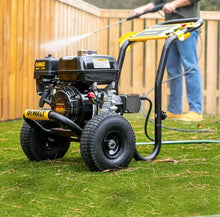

{"left": 80, "top": 113, "right": 136, "bottom": 171}
{"left": 20, "top": 121, "right": 70, "bottom": 161}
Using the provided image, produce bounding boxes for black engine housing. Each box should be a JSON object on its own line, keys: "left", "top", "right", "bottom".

{"left": 34, "top": 50, "right": 141, "bottom": 126}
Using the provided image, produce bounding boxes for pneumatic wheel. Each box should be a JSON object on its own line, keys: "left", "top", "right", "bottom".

{"left": 20, "top": 121, "right": 70, "bottom": 161}
{"left": 80, "top": 113, "right": 136, "bottom": 171}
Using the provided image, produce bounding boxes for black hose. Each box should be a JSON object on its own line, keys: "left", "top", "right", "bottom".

{"left": 140, "top": 96, "right": 154, "bottom": 141}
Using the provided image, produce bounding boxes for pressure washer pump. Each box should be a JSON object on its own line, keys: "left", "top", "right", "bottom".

{"left": 20, "top": 18, "right": 203, "bottom": 171}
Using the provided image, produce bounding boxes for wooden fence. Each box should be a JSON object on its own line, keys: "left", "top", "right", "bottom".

{"left": 0, "top": 0, "right": 220, "bottom": 121}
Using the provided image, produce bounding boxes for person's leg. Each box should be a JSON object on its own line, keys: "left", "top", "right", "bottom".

{"left": 166, "top": 41, "right": 183, "bottom": 114}
{"left": 177, "top": 31, "right": 203, "bottom": 114}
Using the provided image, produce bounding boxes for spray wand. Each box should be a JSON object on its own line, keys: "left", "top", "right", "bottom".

{"left": 92, "top": 3, "right": 186, "bottom": 35}
{"left": 41, "top": 3, "right": 186, "bottom": 53}
{"left": 92, "top": 3, "right": 165, "bottom": 34}
{"left": 42, "top": 3, "right": 187, "bottom": 52}
{"left": 41, "top": 4, "right": 165, "bottom": 52}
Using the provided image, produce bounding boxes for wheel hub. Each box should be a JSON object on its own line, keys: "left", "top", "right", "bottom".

{"left": 107, "top": 139, "right": 117, "bottom": 150}
{"left": 103, "top": 132, "right": 124, "bottom": 159}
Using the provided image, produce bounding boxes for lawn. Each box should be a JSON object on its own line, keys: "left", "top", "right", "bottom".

{"left": 0, "top": 114, "right": 219, "bottom": 217}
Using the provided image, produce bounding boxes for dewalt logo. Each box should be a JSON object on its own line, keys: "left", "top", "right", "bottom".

{"left": 35, "top": 61, "right": 46, "bottom": 70}
{"left": 24, "top": 109, "right": 50, "bottom": 120}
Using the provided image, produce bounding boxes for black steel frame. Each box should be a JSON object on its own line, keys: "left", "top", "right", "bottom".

{"left": 116, "top": 18, "right": 203, "bottom": 160}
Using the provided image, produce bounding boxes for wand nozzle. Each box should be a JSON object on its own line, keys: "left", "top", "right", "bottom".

{"left": 126, "top": 3, "right": 165, "bottom": 21}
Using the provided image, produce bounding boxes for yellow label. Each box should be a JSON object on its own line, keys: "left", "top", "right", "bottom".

{"left": 35, "top": 61, "right": 46, "bottom": 70}
{"left": 24, "top": 109, "right": 50, "bottom": 120}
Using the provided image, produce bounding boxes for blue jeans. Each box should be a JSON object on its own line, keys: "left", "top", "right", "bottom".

{"left": 166, "top": 31, "right": 203, "bottom": 114}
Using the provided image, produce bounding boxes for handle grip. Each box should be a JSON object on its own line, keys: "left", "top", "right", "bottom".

{"left": 127, "top": 3, "right": 165, "bottom": 21}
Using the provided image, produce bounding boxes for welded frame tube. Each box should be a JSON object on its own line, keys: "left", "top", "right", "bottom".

{"left": 124, "top": 18, "right": 203, "bottom": 161}
{"left": 116, "top": 40, "right": 132, "bottom": 92}
{"left": 152, "top": 35, "right": 178, "bottom": 160}
{"left": 116, "top": 34, "right": 178, "bottom": 161}
{"left": 48, "top": 112, "right": 82, "bottom": 136}
{"left": 133, "top": 35, "right": 178, "bottom": 161}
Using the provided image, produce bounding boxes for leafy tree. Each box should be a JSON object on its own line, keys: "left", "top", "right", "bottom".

{"left": 200, "top": 0, "right": 220, "bottom": 10}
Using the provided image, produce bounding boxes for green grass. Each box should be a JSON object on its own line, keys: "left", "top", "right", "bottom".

{"left": 0, "top": 114, "right": 219, "bottom": 217}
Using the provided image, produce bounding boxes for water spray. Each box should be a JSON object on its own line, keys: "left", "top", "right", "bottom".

{"left": 40, "top": 3, "right": 165, "bottom": 52}
{"left": 40, "top": 33, "right": 94, "bottom": 52}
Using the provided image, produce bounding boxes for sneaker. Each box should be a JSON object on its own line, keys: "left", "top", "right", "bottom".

{"left": 166, "top": 111, "right": 184, "bottom": 120}
{"left": 181, "top": 111, "right": 203, "bottom": 121}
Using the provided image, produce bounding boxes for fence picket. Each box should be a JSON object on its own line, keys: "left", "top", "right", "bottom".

{"left": 206, "top": 21, "right": 218, "bottom": 114}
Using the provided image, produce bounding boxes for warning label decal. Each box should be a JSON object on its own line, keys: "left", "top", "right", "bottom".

{"left": 93, "top": 59, "right": 110, "bottom": 69}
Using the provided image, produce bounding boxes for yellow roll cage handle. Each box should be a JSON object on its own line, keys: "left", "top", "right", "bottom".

{"left": 118, "top": 21, "right": 200, "bottom": 48}
{"left": 118, "top": 32, "right": 137, "bottom": 51}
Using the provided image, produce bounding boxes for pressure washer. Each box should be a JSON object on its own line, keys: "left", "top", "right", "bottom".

{"left": 20, "top": 5, "right": 218, "bottom": 171}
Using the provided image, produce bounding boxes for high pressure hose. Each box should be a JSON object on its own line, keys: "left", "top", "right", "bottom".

{"left": 137, "top": 140, "right": 220, "bottom": 145}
